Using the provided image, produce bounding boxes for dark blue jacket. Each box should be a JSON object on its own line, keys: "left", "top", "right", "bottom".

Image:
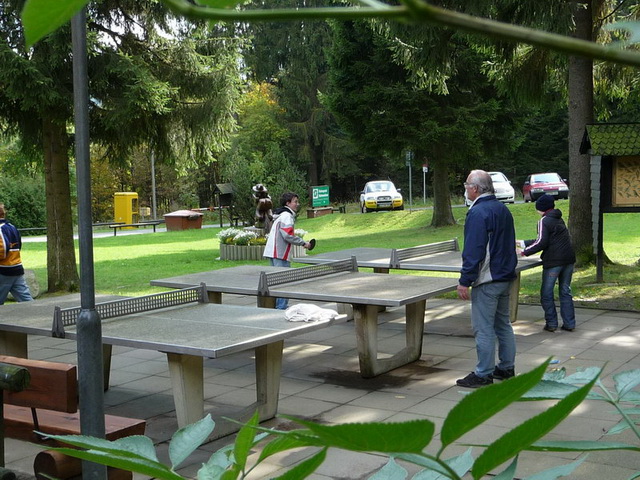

{"left": 522, "top": 209, "right": 575, "bottom": 268}
{"left": 459, "top": 195, "right": 517, "bottom": 287}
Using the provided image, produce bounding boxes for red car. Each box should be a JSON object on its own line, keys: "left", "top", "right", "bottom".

{"left": 522, "top": 173, "right": 569, "bottom": 202}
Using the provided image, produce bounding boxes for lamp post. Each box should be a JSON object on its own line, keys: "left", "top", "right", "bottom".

{"left": 71, "top": 9, "right": 107, "bottom": 479}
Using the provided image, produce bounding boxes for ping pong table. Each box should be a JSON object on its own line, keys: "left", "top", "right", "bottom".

{"left": 0, "top": 286, "right": 336, "bottom": 436}
{"left": 151, "top": 259, "right": 460, "bottom": 378}
{"left": 292, "top": 239, "right": 543, "bottom": 321}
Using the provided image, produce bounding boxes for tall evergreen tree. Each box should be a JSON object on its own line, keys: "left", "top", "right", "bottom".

{"left": 325, "top": 20, "right": 518, "bottom": 226}
{"left": 0, "top": 0, "right": 241, "bottom": 292}
{"left": 242, "top": 0, "right": 355, "bottom": 191}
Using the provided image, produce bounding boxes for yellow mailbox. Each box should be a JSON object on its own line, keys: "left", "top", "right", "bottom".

{"left": 113, "top": 192, "right": 139, "bottom": 226}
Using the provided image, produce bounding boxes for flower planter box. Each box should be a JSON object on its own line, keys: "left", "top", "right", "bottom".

{"left": 219, "top": 244, "right": 307, "bottom": 261}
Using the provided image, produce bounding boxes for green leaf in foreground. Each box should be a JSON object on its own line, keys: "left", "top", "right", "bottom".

{"left": 613, "top": 369, "right": 640, "bottom": 400}
{"left": 528, "top": 440, "right": 640, "bottom": 452}
{"left": 274, "top": 448, "right": 327, "bottom": 480}
{"left": 471, "top": 373, "right": 599, "bottom": 479}
{"left": 44, "top": 446, "right": 183, "bottom": 480}
{"left": 233, "top": 411, "right": 260, "bottom": 471}
{"left": 521, "top": 456, "right": 586, "bottom": 480}
{"left": 169, "top": 414, "right": 215, "bottom": 469}
{"left": 440, "top": 360, "right": 550, "bottom": 448}
{"left": 291, "top": 418, "right": 435, "bottom": 453}
{"left": 21, "top": 0, "right": 89, "bottom": 47}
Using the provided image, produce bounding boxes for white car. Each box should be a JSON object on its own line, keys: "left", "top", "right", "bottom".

{"left": 465, "top": 171, "right": 515, "bottom": 206}
{"left": 360, "top": 180, "right": 404, "bottom": 213}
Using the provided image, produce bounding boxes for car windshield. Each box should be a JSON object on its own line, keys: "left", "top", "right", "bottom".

{"left": 367, "top": 182, "right": 393, "bottom": 193}
{"left": 490, "top": 172, "right": 508, "bottom": 183}
{"left": 533, "top": 173, "right": 561, "bottom": 183}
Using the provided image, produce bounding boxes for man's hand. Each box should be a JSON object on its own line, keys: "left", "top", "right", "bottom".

{"left": 457, "top": 285, "right": 470, "bottom": 300}
{"left": 303, "top": 242, "right": 311, "bottom": 249}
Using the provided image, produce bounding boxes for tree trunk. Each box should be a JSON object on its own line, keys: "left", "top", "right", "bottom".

{"left": 568, "top": 0, "right": 595, "bottom": 265}
{"left": 42, "top": 117, "right": 80, "bottom": 292}
{"left": 430, "top": 160, "right": 456, "bottom": 227}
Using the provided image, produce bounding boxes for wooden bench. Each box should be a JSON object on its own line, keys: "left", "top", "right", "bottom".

{"left": 108, "top": 220, "right": 163, "bottom": 236}
{"left": 332, "top": 205, "right": 347, "bottom": 214}
{"left": 0, "top": 355, "right": 145, "bottom": 480}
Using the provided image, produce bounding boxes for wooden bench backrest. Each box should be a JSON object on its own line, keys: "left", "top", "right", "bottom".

{"left": 0, "top": 355, "right": 78, "bottom": 413}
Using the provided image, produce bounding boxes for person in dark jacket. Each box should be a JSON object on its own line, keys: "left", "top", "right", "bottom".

{"left": 0, "top": 204, "right": 33, "bottom": 304}
{"left": 456, "top": 170, "right": 518, "bottom": 388}
{"left": 520, "top": 194, "right": 576, "bottom": 332}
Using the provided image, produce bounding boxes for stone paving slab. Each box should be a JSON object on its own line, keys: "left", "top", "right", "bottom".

{"left": 2, "top": 298, "right": 639, "bottom": 479}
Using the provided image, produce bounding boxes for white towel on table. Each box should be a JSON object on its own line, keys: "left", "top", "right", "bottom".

{"left": 285, "top": 304, "right": 339, "bottom": 322}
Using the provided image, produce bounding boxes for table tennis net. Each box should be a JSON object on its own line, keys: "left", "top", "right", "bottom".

{"left": 52, "top": 284, "right": 208, "bottom": 338}
{"left": 391, "top": 239, "right": 459, "bottom": 267}
{"left": 258, "top": 257, "right": 357, "bottom": 295}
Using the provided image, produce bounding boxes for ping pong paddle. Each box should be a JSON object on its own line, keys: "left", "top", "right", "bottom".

{"left": 308, "top": 238, "right": 316, "bottom": 251}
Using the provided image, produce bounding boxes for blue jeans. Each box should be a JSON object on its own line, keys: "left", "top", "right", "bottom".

{"left": 0, "top": 274, "right": 33, "bottom": 305}
{"left": 268, "top": 257, "right": 290, "bottom": 310}
{"left": 471, "top": 281, "right": 516, "bottom": 378}
{"left": 541, "top": 264, "right": 575, "bottom": 329}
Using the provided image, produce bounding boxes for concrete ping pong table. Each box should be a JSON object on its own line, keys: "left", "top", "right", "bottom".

{"left": 292, "top": 239, "right": 543, "bottom": 322}
{"left": 151, "top": 258, "right": 459, "bottom": 378}
{"left": 0, "top": 286, "right": 336, "bottom": 436}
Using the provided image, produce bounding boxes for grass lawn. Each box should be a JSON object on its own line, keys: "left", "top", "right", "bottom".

{"left": 20, "top": 201, "right": 640, "bottom": 311}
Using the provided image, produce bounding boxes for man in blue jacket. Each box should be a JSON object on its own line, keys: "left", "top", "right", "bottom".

{"left": 456, "top": 170, "right": 517, "bottom": 388}
{"left": 0, "top": 204, "right": 33, "bottom": 305}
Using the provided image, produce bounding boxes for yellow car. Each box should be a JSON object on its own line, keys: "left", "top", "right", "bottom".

{"left": 359, "top": 180, "right": 404, "bottom": 213}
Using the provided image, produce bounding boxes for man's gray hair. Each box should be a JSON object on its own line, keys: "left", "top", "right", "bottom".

{"left": 469, "top": 170, "right": 494, "bottom": 194}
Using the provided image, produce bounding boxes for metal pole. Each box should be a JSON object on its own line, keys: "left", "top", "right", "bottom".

{"left": 423, "top": 170, "right": 426, "bottom": 204}
{"left": 71, "top": 10, "right": 108, "bottom": 480}
{"left": 151, "top": 150, "right": 157, "bottom": 220}
{"left": 408, "top": 163, "right": 413, "bottom": 211}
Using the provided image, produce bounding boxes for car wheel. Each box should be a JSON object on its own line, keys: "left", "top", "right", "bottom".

{"left": 360, "top": 203, "right": 366, "bottom": 213}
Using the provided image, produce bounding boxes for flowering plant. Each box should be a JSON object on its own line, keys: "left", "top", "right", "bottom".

{"left": 294, "top": 229, "right": 307, "bottom": 238}
{"left": 217, "top": 228, "right": 242, "bottom": 245}
{"left": 232, "top": 230, "right": 258, "bottom": 246}
{"left": 217, "top": 228, "right": 266, "bottom": 246}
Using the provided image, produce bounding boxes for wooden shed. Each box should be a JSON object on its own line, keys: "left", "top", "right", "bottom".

{"left": 580, "top": 123, "right": 640, "bottom": 281}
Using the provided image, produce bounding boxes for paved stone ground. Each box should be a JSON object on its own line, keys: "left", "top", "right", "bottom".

{"left": 3, "top": 296, "right": 640, "bottom": 479}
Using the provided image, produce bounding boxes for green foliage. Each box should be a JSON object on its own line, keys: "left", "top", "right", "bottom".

{"left": 41, "top": 359, "right": 640, "bottom": 479}
{"left": 0, "top": 174, "right": 46, "bottom": 229}
{"left": 221, "top": 83, "right": 308, "bottom": 223}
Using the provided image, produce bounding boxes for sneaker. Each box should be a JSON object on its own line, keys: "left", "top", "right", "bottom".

{"left": 561, "top": 325, "right": 575, "bottom": 332}
{"left": 456, "top": 372, "right": 493, "bottom": 388}
{"left": 543, "top": 325, "right": 557, "bottom": 332}
{"left": 492, "top": 366, "right": 515, "bottom": 380}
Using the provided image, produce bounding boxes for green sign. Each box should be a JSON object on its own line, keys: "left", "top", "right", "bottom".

{"left": 311, "top": 185, "right": 330, "bottom": 207}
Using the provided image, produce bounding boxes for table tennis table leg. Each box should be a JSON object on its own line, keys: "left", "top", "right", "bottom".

{"left": 254, "top": 340, "right": 284, "bottom": 420}
{"left": 199, "top": 340, "right": 285, "bottom": 440}
{"left": 166, "top": 353, "right": 204, "bottom": 428}
{"left": 258, "top": 295, "right": 276, "bottom": 309}
{"left": 0, "top": 332, "right": 27, "bottom": 357}
{"left": 509, "top": 275, "right": 521, "bottom": 323}
{"left": 354, "top": 300, "right": 426, "bottom": 378}
{"left": 207, "top": 291, "right": 222, "bottom": 303}
{"left": 102, "top": 344, "right": 112, "bottom": 391}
